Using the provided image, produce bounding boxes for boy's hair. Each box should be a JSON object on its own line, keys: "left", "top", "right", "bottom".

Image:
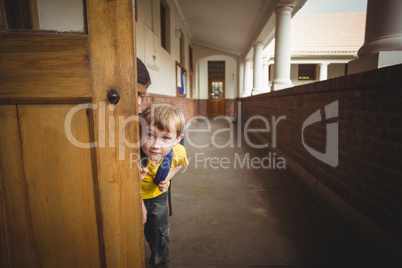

{"left": 140, "top": 101, "right": 185, "bottom": 137}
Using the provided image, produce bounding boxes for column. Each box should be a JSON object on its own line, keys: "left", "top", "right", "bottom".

{"left": 319, "top": 62, "right": 329, "bottom": 81}
{"left": 241, "top": 59, "right": 252, "bottom": 97}
{"left": 238, "top": 61, "right": 244, "bottom": 98}
{"left": 251, "top": 43, "right": 264, "bottom": 95}
{"left": 263, "top": 58, "right": 271, "bottom": 92}
{"left": 272, "top": 2, "right": 296, "bottom": 90}
{"left": 348, "top": 0, "right": 402, "bottom": 74}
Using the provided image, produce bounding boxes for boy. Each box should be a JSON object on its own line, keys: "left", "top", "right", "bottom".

{"left": 140, "top": 101, "right": 188, "bottom": 268}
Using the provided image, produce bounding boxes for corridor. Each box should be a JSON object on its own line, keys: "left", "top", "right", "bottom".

{"left": 146, "top": 118, "right": 400, "bottom": 267}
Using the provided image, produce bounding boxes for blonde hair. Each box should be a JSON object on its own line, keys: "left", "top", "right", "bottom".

{"left": 140, "top": 101, "right": 185, "bottom": 137}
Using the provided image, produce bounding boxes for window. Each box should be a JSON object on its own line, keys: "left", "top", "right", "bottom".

{"left": 180, "top": 30, "right": 185, "bottom": 65}
{"left": 188, "top": 45, "right": 193, "bottom": 98}
{"left": 269, "top": 64, "right": 272, "bottom": 81}
{"left": 208, "top": 61, "right": 225, "bottom": 79}
{"left": 160, "top": 0, "right": 170, "bottom": 52}
{"left": 135, "top": 0, "right": 138, "bottom": 21}
{"left": 210, "top": 81, "right": 223, "bottom": 99}
{"left": 1, "top": 0, "right": 84, "bottom": 32}
{"left": 189, "top": 45, "right": 193, "bottom": 72}
{"left": 298, "top": 64, "right": 317, "bottom": 80}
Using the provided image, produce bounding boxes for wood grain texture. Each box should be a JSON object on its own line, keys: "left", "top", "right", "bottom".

{"left": 0, "top": 106, "right": 15, "bottom": 268}
{"left": 0, "top": 168, "right": 12, "bottom": 268}
{"left": 86, "top": 0, "right": 144, "bottom": 267}
{"left": 0, "top": 105, "right": 38, "bottom": 267}
{"left": 29, "top": 0, "right": 40, "bottom": 30}
{"left": 0, "top": 105, "right": 102, "bottom": 267}
{"left": 208, "top": 99, "right": 226, "bottom": 117}
{"left": 0, "top": 33, "right": 90, "bottom": 101}
{"left": 14, "top": 105, "right": 100, "bottom": 267}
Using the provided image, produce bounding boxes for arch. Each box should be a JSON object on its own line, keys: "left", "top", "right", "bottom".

{"left": 194, "top": 54, "right": 238, "bottom": 100}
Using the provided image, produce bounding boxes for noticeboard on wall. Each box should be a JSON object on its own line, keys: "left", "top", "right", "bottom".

{"left": 176, "top": 61, "right": 187, "bottom": 97}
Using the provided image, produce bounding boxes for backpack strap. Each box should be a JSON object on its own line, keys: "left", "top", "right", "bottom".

{"left": 140, "top": 147, "right": 173, "bottom": 185}
{"left": 168, "top": 137, "right": 184, "bottom": 216}
{"left": 141, "top": 147, "right": 174, "bottom": 216}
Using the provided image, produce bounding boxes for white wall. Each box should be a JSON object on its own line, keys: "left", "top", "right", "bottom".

{"left": 192, "top": 45, "right": 239, "bottom": 100}
{"left": 328, "top": 64, "right": 347, "bottom": 79}
{"left": 37, "top": 0, "right": 84, "bottom": 31}
{"left": 136, "top": 0, "right": 192, "bottom": 97}
{"left": 137, "top": 0, "right": 242, "bottom": 100}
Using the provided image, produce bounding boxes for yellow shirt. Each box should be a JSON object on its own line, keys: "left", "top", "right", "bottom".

{"left": 141, "top": 144, "right": 188, "bottom": 199}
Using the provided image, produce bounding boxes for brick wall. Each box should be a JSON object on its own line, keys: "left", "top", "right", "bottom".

{"left": 141, "top": 95, "right": 237, "bottom": 122}
{"left": 241, "top": 64, "right": 402, "bottom": 239}
{"left": 193, "top": 99, "right": 208, "bottom": 117}
{"left": 225, "top": 99, "right": 236, "bottom": 118}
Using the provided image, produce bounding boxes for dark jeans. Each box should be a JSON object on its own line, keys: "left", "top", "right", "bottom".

{"left": 144, "top": 191, "right": 170, "bottom": 268}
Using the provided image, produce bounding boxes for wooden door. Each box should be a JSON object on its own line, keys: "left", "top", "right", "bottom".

{"left": 208, "top": 78, "right": 226, "bottom": 117}
{"left": 0, "top": 1, "right": 144, "bottom": 267}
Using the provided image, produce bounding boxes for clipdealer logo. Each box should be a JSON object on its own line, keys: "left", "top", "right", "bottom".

{"left": 63, "top": 100, "right": 339, "bottom": 169}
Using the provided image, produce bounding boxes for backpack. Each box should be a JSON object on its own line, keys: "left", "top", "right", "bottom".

{"left": 140, "top": 138, "right": 184, "bottom": 216}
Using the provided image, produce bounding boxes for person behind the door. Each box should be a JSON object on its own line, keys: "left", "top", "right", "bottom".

{"left": 137, "top": 57, "right": 150, "bottom": 106}
{"left": 136, "top": 57, "right": 153, "bottom": 225}
{"left": 140, "top": 101, "right": 188, "bottom": 268}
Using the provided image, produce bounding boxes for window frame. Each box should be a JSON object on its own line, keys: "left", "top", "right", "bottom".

{"left": 160, "top": 0, "right": 170, "bottom": 53}
{"left": 179, "top": 29, "right": 185, "bottom": 65}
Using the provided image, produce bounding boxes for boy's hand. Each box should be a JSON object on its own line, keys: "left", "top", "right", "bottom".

{"left": 142, "top": 200, "right": 147, "bottom": 224}
{"left": 140, "top": 167, "right": 148, "bottom": 181}
{"left": 158, "top": 180, "right": 169, "bottom": 192}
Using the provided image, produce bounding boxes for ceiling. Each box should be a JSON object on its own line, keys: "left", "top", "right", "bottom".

{"left": 175, "top": 0, "right": 307, "bottom": 58}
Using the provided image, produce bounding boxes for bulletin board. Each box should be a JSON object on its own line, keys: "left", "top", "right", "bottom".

{"left": 176, "top": 61, "right": 187, "bottom": 97}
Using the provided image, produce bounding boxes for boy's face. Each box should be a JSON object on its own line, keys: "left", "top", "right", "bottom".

{"left": 141, "top": 124, "right": 183, "bottom": 164}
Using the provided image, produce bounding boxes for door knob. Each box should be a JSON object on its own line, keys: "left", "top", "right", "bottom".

{"left": 107, "top": 88, "right": 120, "bottom": 105}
